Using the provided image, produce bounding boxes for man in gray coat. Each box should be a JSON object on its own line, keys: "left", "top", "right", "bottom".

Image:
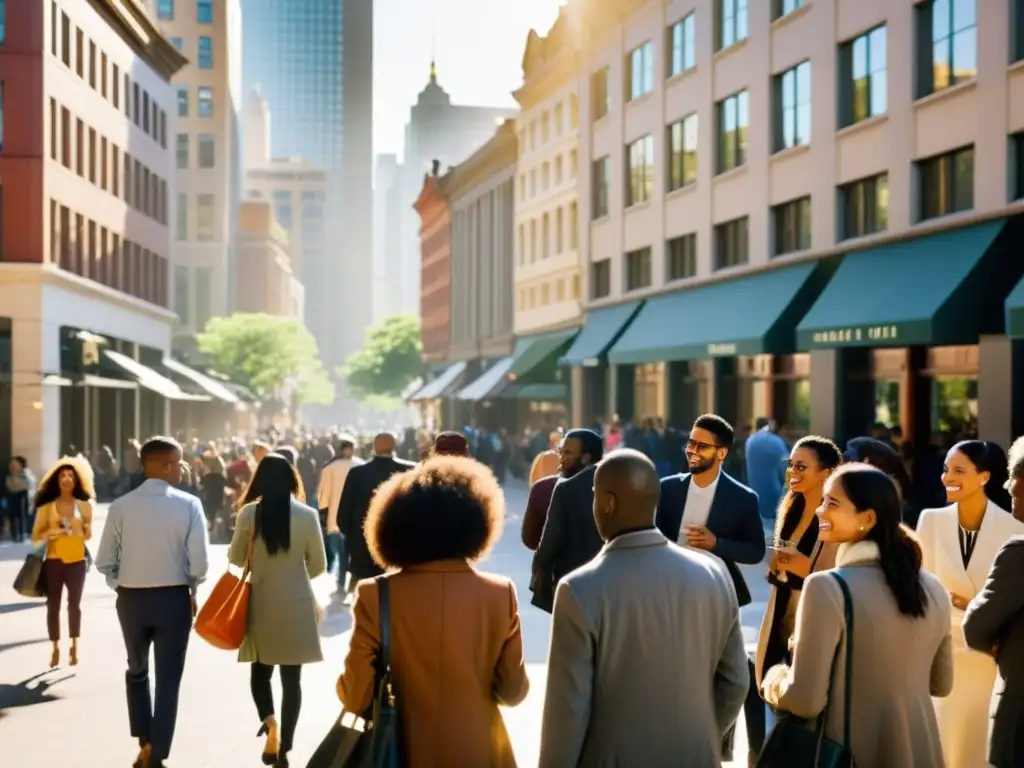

{"left": 538, "top": 448, "right": 748, "bottom": 768}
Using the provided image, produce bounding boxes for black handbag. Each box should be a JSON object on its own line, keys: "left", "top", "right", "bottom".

{"left": 13, "top": 543, "right": 48, "bottom": 598}
{"left": 306, "top": 576, "right": 403, "bottom": 768}
{"left": 756, "top": 572, "right": 856, "bottom": 768}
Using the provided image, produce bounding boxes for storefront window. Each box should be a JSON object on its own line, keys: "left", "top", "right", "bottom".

{"left": 874, "top": 381, "right": 900, "bottom": 427}
{"left": 634, "top": 363, "right": 666, "bottom": 421}
{"left": 925, "top": 345, "right": 979, "bottom": 445}
{"left": 771, "top": 354, "right": 810, "bottom": 440}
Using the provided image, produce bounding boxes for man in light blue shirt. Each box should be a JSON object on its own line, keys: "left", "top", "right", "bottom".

{"left": 744, "top": 418, "right": 790, "bottom": 521}
{"left": 95, "top": 435, "right": 209, "bottom": 768}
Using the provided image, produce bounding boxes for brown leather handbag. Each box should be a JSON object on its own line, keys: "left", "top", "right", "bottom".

{"left": 194, "top": 521, "right": 255, "bottom": 650}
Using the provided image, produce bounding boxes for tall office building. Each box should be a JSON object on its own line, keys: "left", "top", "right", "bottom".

{"left": 242, "top": 0, "right": 373, "bottom": 406}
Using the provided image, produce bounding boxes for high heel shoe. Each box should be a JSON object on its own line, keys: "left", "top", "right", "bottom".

{"left": 49, "top": 645, "right": 59, "bottom": 669}
{"left": 257, "top": 721, "right": 279, "bottom": 765}
{"left": 69, "top": 641, "right": 79, "bottom": 667}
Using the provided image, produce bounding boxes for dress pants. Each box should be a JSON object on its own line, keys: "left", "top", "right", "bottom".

{"left": 115, "top": 585, "right": 192, "bottom": 761}
{"left": 43, "top": 558, "right": 87, "bottom": 640}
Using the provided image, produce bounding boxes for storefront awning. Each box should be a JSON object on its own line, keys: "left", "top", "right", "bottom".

{"left": 797, "top": 220, "right": 1013, "bottom": 349}
{"left": 559, "top": 301, "right": 643, "bottom": 367}
{"left": 608, "top": 262, "right": 825, "bottom": 365}
{"left": 1006, "top": 276, "right": 1024, "bottom": 340}
{"left": 163, "top": 358, "right": 240, "bottom": 404}
{"left": 408, "top": 361, "right": 467, "bottom": 401}
{"left": 454, "top": 356, "right": 514, "bottom": 401}
{"left": 104, "top": 350, "right": 211, "bottom": 401}
{"left": 510, "top": 329, "right": 578, "bottom": 378}
{"left": 501, "top": 382, "right": 568, "bottom": 401}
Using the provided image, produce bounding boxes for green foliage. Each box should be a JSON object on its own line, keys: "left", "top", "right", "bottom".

{"left": 341, "top": 314, "right": 424, "bottom": 400}
{"left": 196, "top": 313, "right": 335, "bottom": 405}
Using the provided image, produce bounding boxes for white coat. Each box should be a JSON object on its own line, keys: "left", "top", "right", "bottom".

{"left": 917, "top": 500, "right": 1024, "bottom": 768}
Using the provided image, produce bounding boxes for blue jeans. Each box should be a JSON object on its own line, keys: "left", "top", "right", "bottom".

{"left": 326, "top": 532, "right": 346, "bottom": 588}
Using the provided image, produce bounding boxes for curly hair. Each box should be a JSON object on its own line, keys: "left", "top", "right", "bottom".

{"left": 35, "top": 460, "right": 94, "bottom": 508}
{"left": 365, "top": 455, "right": 505, "bottom": 570}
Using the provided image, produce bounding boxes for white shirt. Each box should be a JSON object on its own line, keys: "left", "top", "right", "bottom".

{"left": 677, "top": 469, "right": 720, "bottom": 548}
{"left": 318, "top": 456, "right": 365, "bottom": 532}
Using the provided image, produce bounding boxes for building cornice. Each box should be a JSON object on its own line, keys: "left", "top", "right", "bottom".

{"left": 445, "top": 121, "right": 517, "bottom": 199}
{"left": 514, "top": 10, "right": 580, "bottom": 110}
{"left": 91, "top": 0, "right": 189, "bottom": 82}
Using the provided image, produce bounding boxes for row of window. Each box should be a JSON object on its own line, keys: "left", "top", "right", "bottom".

{"left": 516, "top": 203, "right": 579, "bottom": 266}
{"left": 175, "top": 132, "right": 217, "bottom": 170}
{"left": 177, "top": 86, "right": 215, "bottom": 119}
{"left": 157, "top": 0, "right": 214, "bottom": 24}
{"left": 518, "top": 149, "right": 578, "bottom": 202}
{"left": 49, "top": 200, "right": 168, "bottom": 307}
{"left": 175, "top": 192, "right": 217, "bottom": 242}
{"left": 519, "top": 96, "right": 579, "bottom": 155}
{"left": 49, "top": 99, "right": 170, "bottom": 227}
{"left": 172, "top": 265, "right": 214, "bottom": 330}
{"left": 515, "top": 274, "right": 582, "bottom": 312}
{"left": 50, "top": 2, "right": 168, "bottom": 150}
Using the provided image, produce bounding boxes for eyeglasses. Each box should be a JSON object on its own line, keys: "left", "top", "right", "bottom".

{"left": 685, "top": 439, "right": 720, "bottom": 452}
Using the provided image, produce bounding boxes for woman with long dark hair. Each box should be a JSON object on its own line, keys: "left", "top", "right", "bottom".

{"left": 30, "top": 455, "right": 95, "bottom": 668}
{"left": 227, "top": 453, "right": 327, "bottom": 767}
{"left": 762, "top": 464, "right": 952, "bottom": 765}
{"left": 916, "top": 439, "right": 1024, "bottom": 768}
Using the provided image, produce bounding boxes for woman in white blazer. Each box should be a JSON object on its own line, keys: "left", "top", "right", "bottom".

{"left": 916, "top": 439, "right": 1024, "bottom": 768}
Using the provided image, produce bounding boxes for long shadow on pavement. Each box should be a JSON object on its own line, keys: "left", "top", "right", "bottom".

{"left": 0, "top": 638, "right": 50, "bottom": 655}
{"left": 0, "top": 601, "right": 45, "bottom": 615}
{"left": 0, "top": 671, "right": 75, "bottom": 711}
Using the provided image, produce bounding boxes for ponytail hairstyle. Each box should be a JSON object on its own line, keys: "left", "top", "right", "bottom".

{"left": 833, "top": 463, "right": 927, "bottom": 618}
{"left": 951, "top": 440, "right": 1012, "bottom": 511}
{"left": 774, "top": 435, "right": 843, "bottom": 542}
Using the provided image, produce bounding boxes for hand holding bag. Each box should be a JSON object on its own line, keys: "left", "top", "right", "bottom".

{"left": 306, "top": 576, "right": 403, "bottom": 768}
{"left": 13, "top": 542, "right": 48, "bottom": 598}
{"left": 756, "top": 572, "right": 857, "bottom": 768}
{"left": 193, "top": 518, "right": 255, "bottom": 650}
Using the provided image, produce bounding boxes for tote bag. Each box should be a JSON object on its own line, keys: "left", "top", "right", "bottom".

{"left": 757, "top": 572, "right": 857, "bottom": 768}
{"left": 306, "top": 576, "right": 403, "bottom": 768}
{"left": 194, "top": 522, "right": 255, "bottom": 650}
{"left": 13, "top": 543, "right": 48, "bottom": 598}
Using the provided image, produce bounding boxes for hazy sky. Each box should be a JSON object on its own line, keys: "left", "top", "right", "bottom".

{"left": 372, "top": 0, "right": 565, "bottom": 160}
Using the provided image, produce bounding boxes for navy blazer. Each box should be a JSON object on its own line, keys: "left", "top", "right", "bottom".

{"left": 655, "top": 470, "right": 765, "bottom": 607}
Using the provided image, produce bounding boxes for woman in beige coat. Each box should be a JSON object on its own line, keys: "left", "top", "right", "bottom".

{"left": 229, "top": 453, "right": 327, "bottom": 767}
{"left": 763, "top": 463, "right": 952, "bottom": 766}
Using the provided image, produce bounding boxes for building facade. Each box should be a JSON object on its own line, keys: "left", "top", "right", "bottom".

{"left": 148, "top": 0, "right": 242, "bottom": 352}
{"left": 373, "top": 153, "right": 402, "bottom": 322}
{"left": 0, "top": 0, "right": 192, "bottom": 470}
{"left": 233, "top": 201, "right": 303, "bottom": 320}
{"left": 563, "top": 0, "right": 1024, "bottom": 449}
{"left": 413, "top": 161, "right": 452, "bottom": 365}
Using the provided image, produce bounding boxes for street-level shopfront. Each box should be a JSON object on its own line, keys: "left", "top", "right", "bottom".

{"left": 568, "top": 214, "right": 1024, "bottom": 449}
{"left": 408, "top": 361, "right": 469, "bottom": 431}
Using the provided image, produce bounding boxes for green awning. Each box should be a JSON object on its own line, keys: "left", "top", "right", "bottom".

{"left": 454, "top": 357, "right": 513, "bottom": 401}
{"left": 509, "top": 329, "right": 578, "bottom": 378}
{"left": 559, "top": 301, "right": 643, "bottom": 366}
{"left": 797, "top": 220, "right": 1011, "bottom": 349}
{"left": 408, "top": 361, "right": 467, "bottom": 401}
{"left": 501, "top": 383, "right": 569, "bottom": 401}
{"left": 608, "top": 262, "right": 826, "bottom": 365}
{"left": 1007, "top": 277, "right": 1024, "bottom": 339}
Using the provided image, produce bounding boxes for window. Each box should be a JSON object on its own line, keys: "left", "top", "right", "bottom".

{"left": 591, "top": 68, "right": 610, "bottom": 120}
{"left": 195, "top": 268, "right": 212, "bottom": 330}
{"left": 627, "top": 42, "right": 654, "bottom": 101}
{"left": 569, "top": 201, "right": 578, "bottom": 248}
{"left": 198, "top": 37, "right": 213, "bottom": 69}
{"left": 717, "top": 90, "right": 749, "bottom": 173}
{"left": 49, "top": 98, "right": 56, "bottom": 160}
{"left": 591, "top": 259, "right": 611, "bottom": 299}
{"left": 592, "top": 156, "right": 610, "bottom": 218}
{"left": 556, "top": 207, "right": 563, "bottom": 253}
{"left": 666, "top": 234, "right": 697, "bottom": 281}
{"left": 88, "top": 127, "right": 96, "bottom": 183}
{"left": 197, "top": 86, "right": 213, "bottom": 117}
{"left": 158, "top": 0, "right": 174, "bottom": 20}
{"left": 197, "top": 0, "right": 213, "bottom": 23}
{"left": 100, "top": 137, "right": 107, "bottom": 189}
{"left": 625, "top": 247, "right": 652, "bottom": 291}
{"left": 840, "top": 26, "right": 887, "bottom": 127}
{"left": 174, "top": 266, "right": 189, "bottom": 324}
{"left": 542, "top": 213, "right": 550, "bottom": 258}
{"left": 197, "top": 134, "right": 215, "bottom": 168}
{"left": 196, "top": 194, "right": 214, "bottom": 240}
{"left": 718, "top": 0, "right": 748, "bottom": 51}
{"left": 554, "top": 103, "right": 563, "bottom": 136}
{"left": 773, "top": 196, "right": 811, "bottom": 256}
{"left": 61, "top": 13, "right": 70, "bottom": 66}
{"left": 176, "top": 192, "right": 188, "bottom": 240}
{"left": 542, "top": 112, "right": 550, "bottom": 143}
{"left": 60, "top": 107, "right": 70, "bottom": 167}
{"left": 0, "top": 82, "right": 4, "bottom": 157}
{"left": 916, "top": 0, "right": 977, "bottom": 97}
{"left": 51, "top": 1, "right": 56, "bottom": 55}
{"left": 112, "top": 64, "right": 119, "bottom": 107}
{"left": 75, "top": 118, "right": 83, "bottom": 176}
{"left": 100, "top": 53, "right": 107, "bottom": 97}
{"left": 668, "top": 115, "right": 698, "bottom": 191}
{"left": 75, "top": 28, "right": 83, "bottom": 77}
{"left": 773, "top": 0, "right": 805, "bottom": 20}
{"left": 774, "top": 61, "right": 811, "bottom": 152}
{"left": 170, "top": 37, "right": 183, "bottom": 51}
{"left": 917, "top": 145, "right": 974, "bottom": 220}
{"left": 0, "top": 0, "right": 6, "bottom": 44}
{"left": 88, "top": 40, "right": 96, "bottom": 88}
{"left": 626, "top": 135, "right": 654, "bottom": 207}
{"left": 177, "top": 87, "right": 188, "bottom": 117}
{"left": 176, "top": 134, "right": 188, "bottom": 168}
{"left": 668, "top": 14, "right": 696, "bottom": 77}
{"left": 839, "top": 173, "right": 889, "bottom": 239}
{"left": 142, "top": 92, "right": 150, "bottom": 133}
{"left": 111, "top": 145, "right": 120, "bottom": 196}
{"left": 714, "top": 216, "right": 749, "bottom": 269}
{"left": 1015, "top": 0, "right": 1024, "bottom": 62}
{"left": 570, "top": 95, "right": 578, "bottom": 128}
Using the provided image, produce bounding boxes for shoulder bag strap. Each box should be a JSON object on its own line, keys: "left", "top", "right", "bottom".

{"left": 378, "top": 576, "right": 391, "bottom": 671}
{"left": 830, "top": 572, "right": 855, "bottom": 748}
{"left": 241, "top": 508, "right": 257, "bottom": 580}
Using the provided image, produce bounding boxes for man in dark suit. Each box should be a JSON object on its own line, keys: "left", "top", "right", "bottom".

{"left": 337, "top": 432, "right": 414, "bottom": 591}
{"left": 655, "top": 413, "right": 765, "bottom": 765}
{"left": 533, "top": 429, "right": 604, "bottom": 613}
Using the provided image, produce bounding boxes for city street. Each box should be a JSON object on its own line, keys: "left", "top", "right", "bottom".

{"left": 0, "top": 481, "right": 769, "bottom": 766}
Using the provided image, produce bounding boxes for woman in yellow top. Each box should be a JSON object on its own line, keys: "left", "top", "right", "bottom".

{"left": 31, "top": 455, "right": 95, "bottom": 668}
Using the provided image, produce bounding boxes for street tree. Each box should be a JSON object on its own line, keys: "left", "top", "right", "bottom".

{"left": 196, "top": 312, "right": 335, "bottom": 405}
{"left": 342, "top": 313, "right": 424, "bottom": 400}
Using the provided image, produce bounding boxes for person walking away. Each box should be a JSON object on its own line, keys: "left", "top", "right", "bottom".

{"left": 94, "top": 436, "right": 210, "bottom": 768}
{"left": 916, "top": 440, "right": 1024, "bottom": 768}
{"left": 655, "top": 413, "right": 766, "bottom": 763}
{"left": 199, "top": 453, "right": 230, "bottom": 542}
{"left": 31, "top": 455, "right": 94, "bottom": 668}
{"left": 533, "top": 429, "right": 605, "bottom": 613}
{"left": 338, "top": 455, "right": 529, "bottom": 767}
{"left": 5, "top": 455, "right": 37, "bottom": 542}
{"left": 431, "top": 431, "right": 470, "bottom": 457}
{"left": 317, "top": 435, "right": 363, "bottom": 589}
{"left": 229, "top": 453, "right": 326, "bottom": 767}
{"left": 745, "top": 418, "right": 789, "bottom": 521}
{"left": 538, "top": 449, "right": 748, "bottom": 767}
{"left": 337, "top": 432, "right": 414, "bottom": 594}
{"left": 762, "top": 463, "right": 951, "bottom": 766}
{"left": 529, "top": 431, "right": 563, "bottom": 485}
